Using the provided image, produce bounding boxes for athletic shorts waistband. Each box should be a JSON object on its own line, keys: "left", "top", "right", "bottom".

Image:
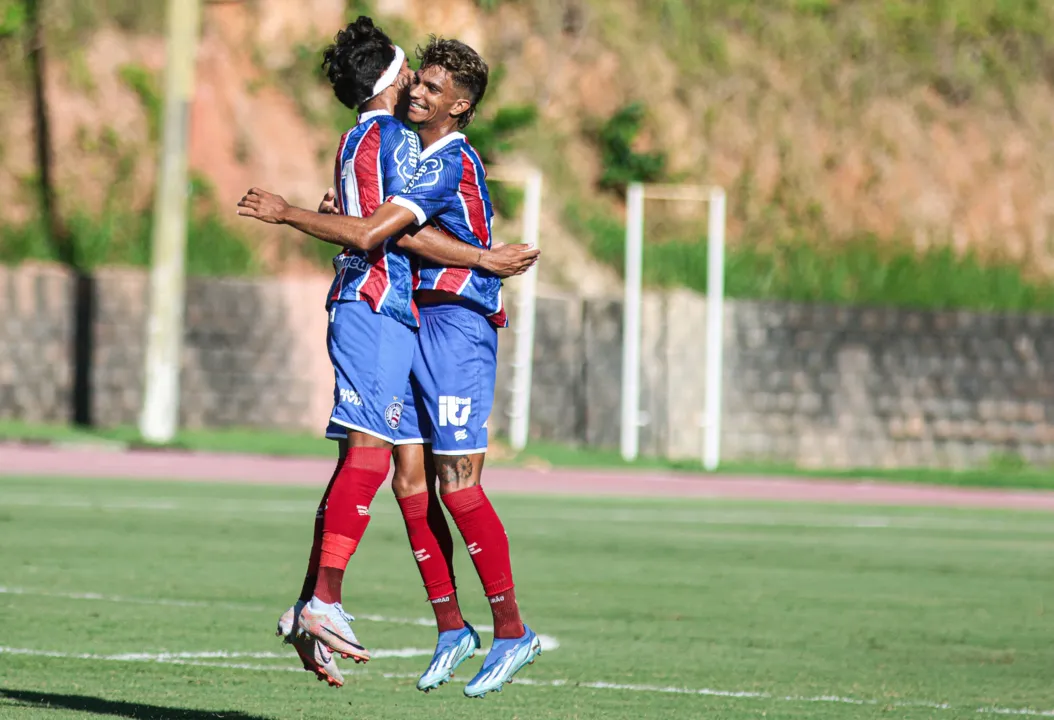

{"left": 415, "top": 299, "right": 486, "bottom": 316}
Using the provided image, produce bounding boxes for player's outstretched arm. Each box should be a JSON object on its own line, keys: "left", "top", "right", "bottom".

{"left": 396, "top": 225, "right": 540, "bottom": 278}
{"left": 237, "top": 188, "right": 415, "bottom": 251}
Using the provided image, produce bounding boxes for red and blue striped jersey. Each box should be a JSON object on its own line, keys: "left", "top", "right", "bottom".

{"left": 389, "top": 132, "right": 507, "bottom": 328}
{"left": 326, "top": 111, "right": 422, "bottom": 328}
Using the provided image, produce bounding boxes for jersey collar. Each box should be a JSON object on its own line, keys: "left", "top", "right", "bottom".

{"left": 357, "top": 110, "right": 393, "bottom": 124}
{"left": 420, "top": 131, "right": 465, "bottom": 160}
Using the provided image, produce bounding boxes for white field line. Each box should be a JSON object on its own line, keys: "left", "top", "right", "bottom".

{"left": 0, "top": 586, "right": 560, "bottom": 652}
{"left": 0, "top": 646, "right": 432, "bottom": 661}
{"left": 4, "top": 493, "right": 1053, "bottom": 535}
{"left": 2, "top": 645, "right": 1052, "bottom": 716}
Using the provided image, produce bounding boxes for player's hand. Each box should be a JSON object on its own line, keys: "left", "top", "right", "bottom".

{"left": 318, "top": 188, "right": 338, "bottom": 215}
{"left": 478, "top": 243, "right": 540, "bottom": 278}
{"left": 237, "top": 188, "right": 290, "bottom": 224}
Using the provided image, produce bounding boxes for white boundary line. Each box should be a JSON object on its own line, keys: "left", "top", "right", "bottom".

{"left": 0, "top": 587, "right": 560, "bottom": 652}
{"left": 3, "top": 645, "right": 1053, "bottom": 716}
{"left": 0, "top": 647, "right": 433, "bottom": 661}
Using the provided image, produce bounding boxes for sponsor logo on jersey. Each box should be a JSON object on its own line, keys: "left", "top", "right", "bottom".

{"left": 394, "top": 132, "right": 420, "bottom": 181}
{"left": 438, "top": 396, "right": 472, "bottom": 427}
{"left": 340, "top": 388, "right": 363, "bottom": 406}
{"left": 334, "top": 254, "right": 371, "bottom": 273}
{"left": 403, "top": 157, "right": 444, "bottom": 192}
{"left": 454, "top": 429, "right": 469, "bottom": 442}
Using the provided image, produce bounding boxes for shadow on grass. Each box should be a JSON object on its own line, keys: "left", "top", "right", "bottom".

{"left": 0, "top": 689, "right": 273, "bottom": 719}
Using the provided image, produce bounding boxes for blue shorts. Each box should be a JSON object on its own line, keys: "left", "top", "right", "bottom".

{"left": 325, "top": 301, "right": 416, "bottom": 444}
{"left": 396, "top": 304, "right": 497, "bottom": 454}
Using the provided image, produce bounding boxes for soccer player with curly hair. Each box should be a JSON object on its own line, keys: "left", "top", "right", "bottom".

{"left": 260, "top": 18, "right": 538, "bottom": 690}
{"left": 240, "top": 35, "right": 543, "bottom": 698}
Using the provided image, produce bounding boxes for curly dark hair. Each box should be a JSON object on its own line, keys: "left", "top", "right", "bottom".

{"left": 321, "top": 16, "right": 396, "bottom": 110}
{"left": 416, "top": 37, "right": 489, "bottom": 129}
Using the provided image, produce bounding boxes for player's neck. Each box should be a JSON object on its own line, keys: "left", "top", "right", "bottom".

{"left": 417, "top": 119, "right": 461, "bottom": 150}
{"left": 358, "top": 95, "right": 397, "bottom": 119}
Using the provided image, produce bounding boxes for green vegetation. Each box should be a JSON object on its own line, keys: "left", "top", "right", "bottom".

{"left": 275, "top": 42, "right": 334, "bottom": 131}
{"left": 466, "top": 104, "right": 538, "bottom": 166}
{"left": 0, "top": 0, "right": 25, "bottom": 37}
{"left": 3, "top": 475, "right": 1054, "bottom": 719}
{"left": 562, "top": 1, "right": 1054, "bottom": 309}
{"left": 571, "top": 199, "right": 1054, "bottom": 312}
{"left": 464, "top": 66, "right": 538, "bottom": 164}
{"left": 0, "top": 178, "right": 258, "bottom": 276}
{"left": 465, "top": 66, "right": 539, "bottom": 216}
{"left": 594, "top": 103, "right": 666, "bottom": 193}
{"left": 0, "top": 420, "right": 336, "bottom": 458}
{"left": 625, "top": 0, "right": 1054, "bottom": 104}
{"left": 117, "top": 63, "right": 162, "bottom": 142}
{"left": 49, "top": 0, "right": 165, "bottom": 37}
{"left": 9, "top": 0, "right": 1053, "bottom": 306}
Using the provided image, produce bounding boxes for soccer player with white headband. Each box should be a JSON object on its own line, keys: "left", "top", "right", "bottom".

{"left": 262, "top": 17, "right": 538, "bottom": 689}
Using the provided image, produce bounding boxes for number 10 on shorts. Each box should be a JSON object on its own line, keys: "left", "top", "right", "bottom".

{"left": 438, "top": 396, "right": 472, "bottom": 427}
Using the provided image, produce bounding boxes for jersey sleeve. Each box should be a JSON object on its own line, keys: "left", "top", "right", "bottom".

{"left": 389, "top": 154, "right": 462, "bottom": 226}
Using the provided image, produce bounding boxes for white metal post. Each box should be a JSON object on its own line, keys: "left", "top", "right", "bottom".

{"left": 620, "top": 183, "right": 645, "bottom": 461}
{"left": 140, "top": 0, "right": 201, "bottom": 443}
{"left": 703, "top": 188, "right": 726, "bottom": 471}
{"left": 507, "top": 170, "right": 542, "bottom": 451}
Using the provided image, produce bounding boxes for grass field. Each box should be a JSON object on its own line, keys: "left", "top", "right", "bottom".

{"left": 2, "top": 475, "right": 1054, "bottom": 719}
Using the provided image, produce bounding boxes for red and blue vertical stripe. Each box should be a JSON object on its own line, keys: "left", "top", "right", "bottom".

{"left": 409, "top": 141, "right": 507, "bottom": 327}
{"left": 325, "top": 115, "right": 420, "bottom": 329}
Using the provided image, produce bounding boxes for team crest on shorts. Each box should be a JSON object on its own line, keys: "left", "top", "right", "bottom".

{"left": 384, "top": 400, "right": 403, "bottom": 430}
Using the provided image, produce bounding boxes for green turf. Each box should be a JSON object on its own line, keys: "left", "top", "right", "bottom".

{"left": 516, "top": 439, "right": 1054, "bottom": 490}
{"left": 5, "top": 420, "right": 1054, "bottom": 490}
{"left": 1, "top": 476, "right": 1054, "bottom": 718}
{"left": 0, "top": 420, "right": 336, "bottom": 458}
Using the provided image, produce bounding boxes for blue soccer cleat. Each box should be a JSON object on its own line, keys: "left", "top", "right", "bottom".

{"left": 463, "top": 625, "right": 542, "bottom": 698}
{"left": 417, "top": 623, "right": 482, "bottom": 692}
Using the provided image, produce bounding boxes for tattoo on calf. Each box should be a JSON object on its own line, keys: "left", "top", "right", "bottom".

{"left": 438, "top": 456, "right": 476, "bottom": 486}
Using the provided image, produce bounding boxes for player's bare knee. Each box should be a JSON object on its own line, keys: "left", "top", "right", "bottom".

{"left": 392, "top": 445, "right": 429, "bottom": 498}
{"left": 391, "top": 468, "right": 427, "bottom": 498}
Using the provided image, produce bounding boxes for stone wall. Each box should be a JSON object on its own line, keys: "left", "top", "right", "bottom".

{"left": 502, "top": 291, "right": 1054, "bottom": 469}
{"left": 0, "top": 265, "right": 74, "bottom": 424}
{"left": 1, "top": 264, "right": 333, "bottom": 434}
{"left": 5, "top": 263, "right": 1054, "bottom": 469}
{"left": 721, "top": 302, "right": 1054, "bottom": 469}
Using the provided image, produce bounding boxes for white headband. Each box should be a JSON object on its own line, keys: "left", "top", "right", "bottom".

{"left": 369, "top": 45, "right": 406, "bottom": 101}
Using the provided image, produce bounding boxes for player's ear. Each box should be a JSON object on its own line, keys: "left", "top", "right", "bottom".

{"left": 450, "top": 97, "right": 473, "bottom": 124}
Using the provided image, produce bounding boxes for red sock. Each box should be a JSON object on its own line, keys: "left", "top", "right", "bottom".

{"left": 397, "top": 490, "right": 464, "bottom": 632}
{"left": 298, "top": 460, "right": 344, "bottom": 603}
{"left": 488, "top": 587, "right": 524, "bottom": 640}
{"left": 442, "top": 486, "right": 524, "bottom": 638}
{"left": 298, "top": 510, "right": 325, "bottom": 603}
{"left": 312, "top": 446, "right": 391, "bottom": 604}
